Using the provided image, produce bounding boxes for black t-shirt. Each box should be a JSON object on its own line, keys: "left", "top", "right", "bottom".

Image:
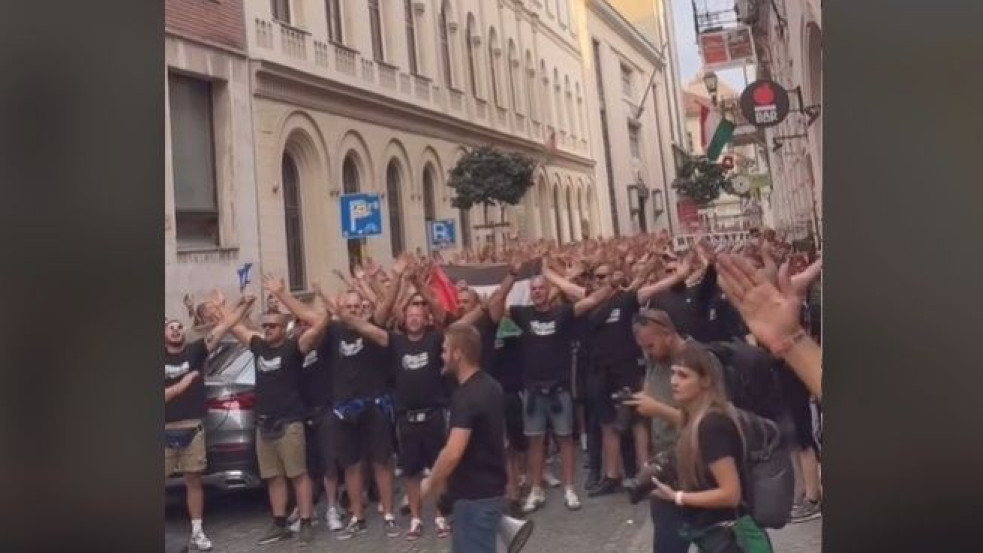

{"left": 298, "top": 338, "right": 333, "bottom": 410}
{"left": 648, "top": 266, "right": 718, "bottom": 343}
{"left": 447, "top": 370, "right": 507, "bottom": 501}
{"left": 249, "top": 336, "right": 306, "bottom": 421}
{"left": 325, "top": 323, "right": 390, "bottom": 403}
{"left": 588, "top": 290, "right": 643, "bottom": 369}
{"left": 474, "top": 310, "right": 499, "bottom": 377}
{"left": 683, "top": 411, "right": 749, "bottom": 528}
{"left": 164, "top": 339, "right": 209, "bottom": 423}
{"left": 509, "top": 303, "right": 576, "bottom": 389}
{"left": 389, "top": 330, "right": 449, "bottom": 412}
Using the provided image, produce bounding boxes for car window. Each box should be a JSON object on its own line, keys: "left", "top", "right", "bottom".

{"left": 207, "top": 342, "right": 255, "bottom": 385}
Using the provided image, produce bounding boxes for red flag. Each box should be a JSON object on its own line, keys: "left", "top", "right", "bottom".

{"left": 429, "top": 264, "right": 459, "bottom": 315}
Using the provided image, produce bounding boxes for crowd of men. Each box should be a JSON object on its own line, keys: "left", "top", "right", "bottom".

{"left": 165, "top": 228, "right": 823, "bottom": 553}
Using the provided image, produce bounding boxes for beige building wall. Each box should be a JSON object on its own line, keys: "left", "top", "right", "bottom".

{"left": 754, "top": 0, "right": 822, "bottom": 240}
{"left": 164, "top": 34, "right": 261, "bottom": 322}
{"left": 579, "top": 0, "right": 687, "bottom": 237}
{"left": 243, "top": 0, "right": 601, "bottom": 296}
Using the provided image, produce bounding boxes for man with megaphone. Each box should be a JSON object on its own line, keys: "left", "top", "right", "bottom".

{"left": 422, "top": 324, "right": 508, "bottom": 553}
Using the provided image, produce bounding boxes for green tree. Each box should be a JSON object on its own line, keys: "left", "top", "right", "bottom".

{"left": 447, "top": 146, "right": 536, "bottom": 244}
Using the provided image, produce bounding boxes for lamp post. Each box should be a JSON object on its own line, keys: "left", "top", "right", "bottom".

{"left": 703, "top": 71, "right": 719, "bottom": 105}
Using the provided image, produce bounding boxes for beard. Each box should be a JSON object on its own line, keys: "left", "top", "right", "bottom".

{"left": 165, "top": 336, "right": 185, "bottom": 349}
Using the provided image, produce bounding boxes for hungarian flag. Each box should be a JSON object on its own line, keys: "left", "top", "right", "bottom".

{"left": 428, "top": 264, "right": 459, "bottom": 315}
{"left": 440, "top": 259, "right": 543, "bottom": 308}
{"left": 700, "top": 104, "right": 735, "bottom": 161}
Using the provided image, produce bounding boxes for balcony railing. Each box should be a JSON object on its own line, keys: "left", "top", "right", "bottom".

{"left": 414, "top": 75, "right": 431, "bottom": 102}
{"left": 361, "top": 58, "right": 375, "bottom": 82}
{"left": 449, "top": 89, "right": 464, "bottom": 112}
{"left": 313, "top": 41, "right": 329, "bottom": 67}
{"left": 279, "top": 23, "right": 308, "bottom": 60}
{"left": 475, "top": 98, "right": 488, "bottom": 120}
{"left": 335, "top": 44, "right": 356, "bottom": 76}
{"left": 378, "top": 63, "right": 397, "bottom": 90}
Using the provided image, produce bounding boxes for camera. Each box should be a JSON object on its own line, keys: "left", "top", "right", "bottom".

{"left": 611, "top": 387, "right": 636, "bottom": 434}
{"left": 625, "top": 451, "right": 677, "bottom": 504}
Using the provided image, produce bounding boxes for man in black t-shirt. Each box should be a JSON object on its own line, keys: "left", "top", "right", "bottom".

{"left": 164, "top": 294, "right": 255, "bottom": 552}
{"left": 228, "top": 298, "right": 331, "bottom": 546}
{"left": 509, "top": 271, "right": 613, "bottom": 513}
{"left": 422, "top": 324, "right": 506, "bottom": 553}
{"left": 335, "top": 300, "right": 474, "bottom": 541}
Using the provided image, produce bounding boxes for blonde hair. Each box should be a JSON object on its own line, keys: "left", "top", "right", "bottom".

{"left": 672, "top": 343, "right": 745, "bottom": 490}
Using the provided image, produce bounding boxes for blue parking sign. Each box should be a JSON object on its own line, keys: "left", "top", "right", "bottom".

{"left": 428, "top": 219, "right": 456, "bottom": 250}
{"left": 340, "top": 193, "right": 383, "bottom": 239}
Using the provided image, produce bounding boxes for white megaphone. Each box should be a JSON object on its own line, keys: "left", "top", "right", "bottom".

{"left": 497, "top": 514, "right": 534, "bottom": 553}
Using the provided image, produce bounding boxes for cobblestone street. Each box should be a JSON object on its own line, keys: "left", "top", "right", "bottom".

{"left": 166, "top": 469, "right": 821, "bottom": 553}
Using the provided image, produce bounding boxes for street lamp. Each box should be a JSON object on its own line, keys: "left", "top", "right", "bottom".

{"left": 703, "top": 71, "right": 719, "bottom": 105}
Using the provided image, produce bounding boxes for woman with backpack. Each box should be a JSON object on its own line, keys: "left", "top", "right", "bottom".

{"left": 645, "top": 343, "right": 774, "bottom": 553}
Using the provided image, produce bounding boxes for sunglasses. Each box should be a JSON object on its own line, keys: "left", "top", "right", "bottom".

{"left": 261, "top": 322, "right": 282, "bottom": 330}
{"left": 593, "top": 272, "right": 611, "bottom": 279}
{"left": 411, "top": 300, "right": 427, "bottom": 306}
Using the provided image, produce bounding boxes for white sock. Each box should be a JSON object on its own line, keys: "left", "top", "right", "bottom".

{"left": 191, "top": 519, "right": 203, "bottom": 534}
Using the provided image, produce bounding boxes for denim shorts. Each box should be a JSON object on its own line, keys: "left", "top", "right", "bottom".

{"left": 521, "top": 389, "right": 574, "bottom": 437}
{"left": 452, "top": 496, "right": 503, "bottom": 553}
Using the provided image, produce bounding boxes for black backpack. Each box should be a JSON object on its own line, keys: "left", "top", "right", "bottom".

{"left": 705, "top": 340, "right": 785, "bottom": 422}
{"left": 735, "top": 408, "right": 796, "bottom": 529}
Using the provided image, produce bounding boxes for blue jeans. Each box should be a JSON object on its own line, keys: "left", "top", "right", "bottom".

{"left": 651, "top": 498, "right": 689, "bottom": 553}
{"left": 452, "top": 496, "right": 504, "bottom": 553}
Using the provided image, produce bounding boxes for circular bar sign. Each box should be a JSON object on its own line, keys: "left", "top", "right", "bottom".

{"left": 740, "top": 79, "right": 790, "bottom": 128}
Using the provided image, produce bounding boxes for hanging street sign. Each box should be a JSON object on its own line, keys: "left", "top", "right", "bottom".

{"left": 740, "top": 79, "right": 791, "bottom": 128}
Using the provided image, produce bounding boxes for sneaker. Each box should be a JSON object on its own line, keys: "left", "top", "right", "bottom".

{"left": 621, "top": 478, "right": 635, "bottom": 489}
{"left": 522, "top": 487, "right": 547, "bottom": 513}
{"left": 326, "top": 507, "right": 344, "bottom": 532}
{"left": 587, "top": 477, "right": 621, "bottom": 497}
{"left": 543, "top": 470, "right": 562, "bottom": 488}
{"left": 384, "top": 516, "right": 401, "bottom": 538}
{"left": 298, "top": 522, "right": 315, "bottom": 546}
{"left": 287, "top": 508, "right": 301, "bottom": 533}
{"left": 336, "top": 518, "right": 367, "bottom": 541}
{"left": 189, "top": 530, "right": 213, "bottom": 551}
{"left": 564, "top": 487, "right": 582, "bottom": 511}
{"left": 406, "top": 518, "right": 423, "bottom": 541}
{"left": 257, "top": 523, "right": 293, "bottom": 545}
{"left": 791, "top": 499, "right": 822, "bottom": 523}
{"left": 507, "top": 499, "right": 526, "bottom": 519}
{"left": 585, "top": 473, "right": 602, "bottom": 491}
{"left": 435, "top": 517, "right": 451, "bottom": 539}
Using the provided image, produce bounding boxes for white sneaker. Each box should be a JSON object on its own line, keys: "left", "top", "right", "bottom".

{"left": 327, "top": 506, "right": 345, "bottom": 532}
{"left": 287, "top": 507, "right": 301, "bottom": 533}
{"left": 522, "top": 487, "right": 546, "bottom": 513}
{"left": 564, "top": 487, "right": 582, "bottom": 511}
{"left": 189, "top": 530, "right": 213, "bottom": 551}
{"left": 543, "top": 470, "right": 562, "bottom": 488}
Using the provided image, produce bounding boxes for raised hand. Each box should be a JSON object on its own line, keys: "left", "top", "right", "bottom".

{"left": 263, "top": 274, "right": 286, "bottom": 296}
{"left": 716, "top": 254, "right": 804, "bottom": 353}
{"left": 779, "top": 256, "right": 823, "bottom": 301}
{"left": 210, "top": 288, "right": 227, "bottom": 308}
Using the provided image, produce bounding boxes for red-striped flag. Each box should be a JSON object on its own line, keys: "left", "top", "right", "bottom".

{"left": 429, "top": 264, "right": 459, "bottom": 314}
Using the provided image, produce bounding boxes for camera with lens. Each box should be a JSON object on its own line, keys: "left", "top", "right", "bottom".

{"left": 625, "top": 451, "right": 677, "bottom": 504}
{"left": 610, "top": 387, "right": 636, "bottom": 434}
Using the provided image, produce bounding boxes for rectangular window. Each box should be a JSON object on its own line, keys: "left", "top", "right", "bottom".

{"left": 326, "top": 0, "right": 343, "bottom": 43}
{"left": 271, "top": 0, "right": 290, "bottom": 23}
{"left": 621, "top": 63, "right": 633, "bottom": 97}
{"left": 169, "top": 73, "right": 219, "bottom": 249}
{"left": 592, "top": 39, "right": 605, "bottom": 102}
{"left": 369, "top": 0, "right": 384, "bottom": 62}
{"left": 628, "top": 122, "right": 641, "bottom": 159}
{"left": 404, "top": 0, "right": 418, "bottom": 74}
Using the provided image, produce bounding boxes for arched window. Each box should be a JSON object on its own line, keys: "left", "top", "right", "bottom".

{"left": 507, "top": 41, "right": 520, "bottom": 112}
{"left": 465, "top": 17, "right": 479, "bottom": 96}
{"left": 488, "top": 28, "right": 501, "bottom": 106}
{"left": 552, "top": 185, "right": 563, "bottom": 240}
{"left": 342, "top": 154, "right": 364, "bottom": 268}
{"left": 386, "top": 160, "right": 405, "bottom": 256}
{"left": 566, "top": 187, "right": 575, "bottom": 239}
{"left": 423, "top": 164, "right": 437, "bottom": 224}
{"left": 282, "top": 153, "right": 306, "bottom": 291}
{"left": 404, "top": 0, "right": 418, "bottom": 74}
{"left": 326, "top": 0, "right": 343, "bottom": 43}
{"left": 439, "top": 1, "right": 453, "bottom": 87}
